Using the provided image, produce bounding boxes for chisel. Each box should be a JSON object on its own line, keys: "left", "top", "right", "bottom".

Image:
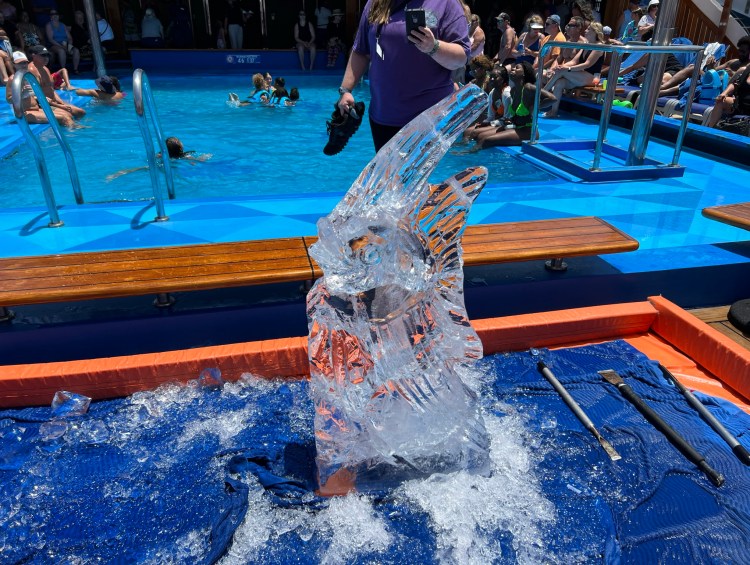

{"left": 537, "top": 361, "right": 621, "bottom": 461}
{"left": 658, "top": 363, "right": 750, "bottom": 466}
{"left": 600, "top": 369, "right": 725, "bottom": 487}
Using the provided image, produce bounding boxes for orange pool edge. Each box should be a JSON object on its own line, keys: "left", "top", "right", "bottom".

{"left": 1, "top": 296, "right": 749, "bottom": 411}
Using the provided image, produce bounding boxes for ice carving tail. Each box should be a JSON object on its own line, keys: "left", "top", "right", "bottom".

{"left": 416, "top": 166, "right": 488, "bottom": 277}
{"left": 326, "top": 84, "right": 487, "bottom": 227}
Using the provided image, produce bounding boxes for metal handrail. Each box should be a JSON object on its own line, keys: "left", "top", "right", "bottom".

{"left": 132, "top": 68, "right": 174, "bottom": 222}
{"left": 531, "top": 41, "right": 706, "bottom": 171}
{"left": 10, "top": 71, "right": 84, "bottom": 227}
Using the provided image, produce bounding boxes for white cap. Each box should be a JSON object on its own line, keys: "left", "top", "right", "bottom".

{"left": 602, "top": 26, "right": 612, "bottom": 35}
{"left": 648, "top": 0, "right": 659, "bottom": 7}
{"left": 12, "top": 51, "right": 28, "bottom": 63}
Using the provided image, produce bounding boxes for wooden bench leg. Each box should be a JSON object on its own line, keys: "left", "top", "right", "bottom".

{"left": 545, "top": 258, "right": 568, "bottom": 272}
{"left": 0, "top": 307, "right": 14, "bottom": 322}
{"left": 153, "top": 293, "right": 176, "bottom": 308}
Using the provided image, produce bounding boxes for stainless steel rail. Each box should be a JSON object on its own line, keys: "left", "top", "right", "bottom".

{"left": 132, "top": 68, "right": 175, "bottom": 222}
{"left": 531, "top": 41, "right": 705, "bottom": 171}
{"left": 10, "top": 71, "right": 84, "bottom": 227}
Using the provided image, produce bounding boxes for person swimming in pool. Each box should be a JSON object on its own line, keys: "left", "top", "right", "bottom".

{"left": 106, "top": 136, "right": 210, "bottom": 181}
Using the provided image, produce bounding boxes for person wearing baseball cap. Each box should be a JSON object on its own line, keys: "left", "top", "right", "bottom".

{"left": 4, "top": 50, "right": 76, "bottom": 126}
{"left": 538, "top": 15, "right": 566, "bottom": 71}
{"left": 28, "top": 45, "right": 86, "bottom": 120}
{"left": 495, "top": 12, "right": 517, "bottom": 65}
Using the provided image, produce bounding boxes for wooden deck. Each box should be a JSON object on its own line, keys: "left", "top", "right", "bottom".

{"left": 689, "top": 305, "right": 750, "bottom": 352}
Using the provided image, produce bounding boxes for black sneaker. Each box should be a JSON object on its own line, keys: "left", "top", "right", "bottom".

{"left": 323, "top": 101, "right": 365, "bottom": 156}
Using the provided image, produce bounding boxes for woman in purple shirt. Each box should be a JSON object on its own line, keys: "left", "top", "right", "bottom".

{"left": 336, "top": 0, "right": 471, "bottom": 151}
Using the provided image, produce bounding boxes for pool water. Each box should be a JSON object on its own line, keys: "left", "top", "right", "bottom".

{"left": 0, "top": 74, "right": 551, "bottom": 209}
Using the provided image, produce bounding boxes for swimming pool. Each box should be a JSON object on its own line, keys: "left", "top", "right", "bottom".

{"left": 0, "top": 74, "right": 551, "bottom": 209}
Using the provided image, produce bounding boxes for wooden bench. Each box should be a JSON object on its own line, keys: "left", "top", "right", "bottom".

{"left": 0, "top": 216, "right": 638, "bottom": 320}
{"left": 702, "top": 202, "right": 750, "bottom": 232}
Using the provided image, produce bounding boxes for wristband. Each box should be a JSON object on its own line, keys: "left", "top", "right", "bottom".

{"left": 338, "top": 86, "right": 351, "bottom": 96}
{"left": 428, "top": 39, "right": 440, "bottom": 56}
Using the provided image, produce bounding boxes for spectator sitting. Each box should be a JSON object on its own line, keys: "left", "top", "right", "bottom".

{"left": 51, "top": 67, "right": 76, "bottom": 90}
{"left": 544, "top": 21, "right": 605, "bottom": 118}
{"left": 468, "top": 54, "right": 493, "bottom": 91}
{"left": 544, "top": 15, "right": 586, "bottom": 83}
{"left": 16, "top": 11, "right": 44, "bottom": 52}
{"left": 0, "top": 0, "right": 16, "bottom": 23}
{"left": 75, "top": 75, "right": 125, "bottom": 101}
{"left": 314, "top": 0, "right": 332, "bottom": 49}
{"left": 294, "top": 11, "right": 316, "bottom": 71}
{"left": 121, "top": 2, "right": 141, "bottom": 46}
{"left": 514, "top": 15, "right": 544, "bottom": 66}
{"left": 141, "top": 8, "right": 164, "bottom": 47}
{"left": 326, "top": 9, "right": 345, "bottom": 68}
{"left": 0, "top": 12, "right": 17, "bottom": 49}
{"left": 720, "top": 35, "right": 750, "bottom": 76}
{"left": 537, "top": 15, "right": 565, "bottom": 71}
{"left": 5, "top": 51, "right": 75, "bottom": 126}
{"left": 638, "top": 1, "right": 658, "bottom": 40}
{"left": 96, "top": 12, "right": 115, "bottom": 52}
{"left": 620, "top": 8, "right": 643, "bottom": 44}
{"left": 28, "top": 45, "right": 85, "bottom": 119}
{"left": 462, "top": 66, "right": 513, "bottom": 143}
{"left": 707, "top": 65, "right": 750, "bottom": 128}
{"left": 471, "top": 61, "right": 556, "bottom": 149}
{"left": 70, "top": 11, "right": 92, "bottom": 60}
{"left": 45, "top": 10, "right": 80, "bottom": 74}
{"left": 615, "top": 0, "right": 640, "bottom": 42}
{"left": 0, "top": 28, "right": 12, "bottom": 85}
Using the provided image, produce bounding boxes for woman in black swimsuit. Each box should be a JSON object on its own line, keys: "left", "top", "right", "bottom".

{"left": 294, "top": 11, "right": 316, "bottom": 71}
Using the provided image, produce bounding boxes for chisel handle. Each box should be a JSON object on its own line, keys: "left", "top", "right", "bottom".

{"left": 659, "top": 364, "right": 750, "bottom": 466}
{"left": 617, "top": 382, "right": 725, "bottom": 487}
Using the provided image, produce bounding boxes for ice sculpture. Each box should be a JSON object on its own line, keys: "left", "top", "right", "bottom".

{"left": 307, "top": 85, "right": 492, "bottom": 496}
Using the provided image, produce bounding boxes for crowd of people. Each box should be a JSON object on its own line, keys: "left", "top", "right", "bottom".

{"left": 330, "top": 0, "right": 749, "bottom": 153}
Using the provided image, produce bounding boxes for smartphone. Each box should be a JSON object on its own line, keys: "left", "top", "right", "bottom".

{"left": 405, "top": 9, "right": 426, "bottom": 37}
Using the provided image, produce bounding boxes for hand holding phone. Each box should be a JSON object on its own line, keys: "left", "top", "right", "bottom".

{"left": 405, "top": 9, "right": 426, "bottom": 37}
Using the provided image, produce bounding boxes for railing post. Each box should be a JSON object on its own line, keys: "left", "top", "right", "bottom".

{"left": 10, "top": 71, "right": 88, "bottom": 227}
{"left": 592, "top": 51, "right": 622, "bottom": 171}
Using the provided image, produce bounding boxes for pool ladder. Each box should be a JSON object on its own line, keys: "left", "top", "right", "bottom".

{"left": 9, "top": 69, "right": 175, "bottom": 227}
{"left": 9, "top": 71, "right": 84, "bottom": 227}
{"left": 132, "top": 68, "right": 175, "bottom": 222}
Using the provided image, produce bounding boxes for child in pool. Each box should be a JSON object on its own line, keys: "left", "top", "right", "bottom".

{"left": 106, "top": 136, "right": 210, "bottom": 181}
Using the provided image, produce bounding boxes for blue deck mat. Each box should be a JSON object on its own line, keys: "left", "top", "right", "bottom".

{"left": 1, "top": 340, "right": 749, "bottom": 563}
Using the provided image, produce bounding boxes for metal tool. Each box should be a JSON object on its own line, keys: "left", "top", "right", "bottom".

{"left": 600, "top": 369, "right": 725, "bottom": 487}
{"left": 537, "top": 361, "right": 621, "bottom": 461}
{"left": 658, "top": 363, "right": 750, "bottom": 466}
